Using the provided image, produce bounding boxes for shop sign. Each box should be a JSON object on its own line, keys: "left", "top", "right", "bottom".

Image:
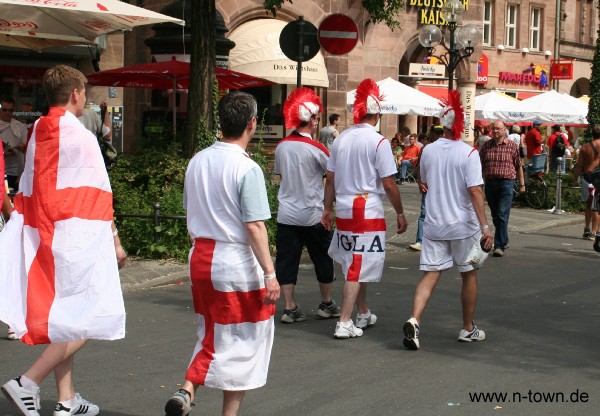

{"left": 477, "top": 54, "right": 488, "bottom": 84}
{"left": 255, "top": 125, "right": 284, "bottom": 139}
{"left": 406, "top": 0, "right": 470, "bottom": 25}
{"left": 408, "top": 63, "right": 445, "bottom": 77}
{"left": 550, "top": 59, "right": 573, "bottom": 80}
{"left": 499, "top": 64, "right": 549, "bottom": 88}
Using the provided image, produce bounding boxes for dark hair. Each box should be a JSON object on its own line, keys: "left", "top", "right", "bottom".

{"left": 391, "top": 138, "right": 400, "bottom": 145}
{"left": 592, "top": 125, "right": 600, "bottom": 139}
{"left": 0, "top": 96, "right": 15, "bottom": 105}
{"left": 218, "top": 91, "right": 257, "bottom": 138}
{"left": 329, "top": 113, "right": 339, "bottom": 124}
{"left": 482, "top": 127, "right": 490, "bottom": 135}
{"left": 418, "top": 133, "right": 428, "bottom": 142}
{"left": 552, "top": 124, "right": 561, "bottom": 132}
{"left": 400, "top": 126, "right": 411, "bottom": 135}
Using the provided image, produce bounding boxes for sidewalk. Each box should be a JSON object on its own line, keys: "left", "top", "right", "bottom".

{"left": 119, "top": 182, "right": 584, "bottom": 291}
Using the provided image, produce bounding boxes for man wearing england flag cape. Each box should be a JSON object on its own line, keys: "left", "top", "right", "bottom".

{"left": 321, "top": 78, "right": 408, "bottom": 339}
{"left": 0, "top": 65, "right": 126, "bottom": 416}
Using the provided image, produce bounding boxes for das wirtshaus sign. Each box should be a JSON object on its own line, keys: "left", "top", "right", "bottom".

{"left": 407, "top": 0, "right": 470, "bottom": 25}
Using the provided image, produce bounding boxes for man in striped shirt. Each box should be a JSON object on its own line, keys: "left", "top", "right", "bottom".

{"left": 479, "top": 120, "right": 525, "bottom": 257}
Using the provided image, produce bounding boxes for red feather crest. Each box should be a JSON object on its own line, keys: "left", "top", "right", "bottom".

{"left": 283, "top": 87, "right": 322, "bottom": 129}
{"left": 353, "top": 79, "right": 384, "bottom": 124}
{"left": 439, "top": 90, "right": 464, "bottom": 140}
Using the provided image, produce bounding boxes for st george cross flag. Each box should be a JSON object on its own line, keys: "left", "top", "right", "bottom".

{"left": 0, "top": 107, "right": 125, "bottom": 345}
{"left": 328, "top": 193, "right": 387, "bottom": 282}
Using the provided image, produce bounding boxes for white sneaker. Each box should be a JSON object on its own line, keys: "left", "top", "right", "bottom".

{"left": 403, "top": 318, "right": 420, "bottom": 350}
{"left": 7, "top": 327, "right": 19, "bottom": 340}
{"left": 334, "top": 320, "right": 363, "bottom": 339}
{"left": 1, "top": 377, "right": 41, "bottom": 416}
{"left": 355, "top": 312, "right": 377, "bottom": 329}
{"left": 53, "top": 393, "right": 99, "bottom": 416}
{"left": 409, "top": 242, "right": 422, "bottom": 251}
{"left": 458, "top": 323, "right": 486, "bottom": 342}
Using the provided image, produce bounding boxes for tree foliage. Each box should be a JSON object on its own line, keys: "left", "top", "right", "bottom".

{"left": 584, "top": 0, "right": 600, "bottom": 143}
{"left": 263, "top": 0, "right": 405, "bottom": 29}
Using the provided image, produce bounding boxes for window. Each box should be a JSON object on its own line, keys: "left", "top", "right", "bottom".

{"left": 483, "top": 2, "right": 493, "bottom": 46}
{"left": 505, "top": 4, "right": 518, "bottom": 48}
{"left": 530, "top": 8, "right": 542, "bottom": 51}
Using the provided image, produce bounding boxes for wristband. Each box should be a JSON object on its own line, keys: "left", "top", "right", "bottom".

{"left": 112, "top": 229, "right": 118, "bottom": 237}
{"left": 397, "top": 213, "right": 405, "bottom": 217}
{"left": 264, "top": 272, "right": 276, "bottom": 280}
{"left": 481, "top": 224, "right": 489, "bottom": 230}
{"left": 519, "top": 183, "right": 525, "bottom": 186}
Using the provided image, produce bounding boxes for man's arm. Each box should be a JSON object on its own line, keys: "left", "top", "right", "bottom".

{"left": 381, "top": 176, "right": 408, "bottom": 234}
{"left": 100, "top": 102, "right": 112, "bottom": 142}
{"left": 2, "top": 194, "right": 13, "bottom": 218}
{"left": 111, "top": 221, "right": 127, "bottom": 269}
{"left": 467, "top": 185, "right": 494, "bottom": 250}
{"left": 321, "top": 171, "right": 336, "bottom": 231}
{"left": 245, "top": 220, "right": 280, "bottom": 304}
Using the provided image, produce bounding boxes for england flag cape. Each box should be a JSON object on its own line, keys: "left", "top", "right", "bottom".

{"left": 0, "top": 107, "right": 125, "bottom": 345}
{"left": 328, "top": 193, "right": 386, "bottom": 282}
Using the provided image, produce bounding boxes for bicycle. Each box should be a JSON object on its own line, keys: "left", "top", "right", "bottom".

{"left": 513, "top": 153, "right": 548, "bottom": 209}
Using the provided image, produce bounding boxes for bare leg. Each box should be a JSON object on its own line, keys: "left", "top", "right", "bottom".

{"left": 356, "top": 283, "right": 369, "bottom": 314}
{"left": 591, "top": 210, "right": 599, "bottom": 235}
{"left": 23, "top": 340, "right": 87, "bottom": 386}
{"left": 460, "top": 269, "right": 478, "bottom": 331}
{"left": 280, "top": 284, "right": 296, "bottom": 310}
{"left": 54, "top": 354, "right": 76, "bottom": 402}
{"left": 584, "top": 199, "right": 593, "bottom": 231}
{"left": 222, "top": 390, "right": 245, "bottom": 416}
{"left": 339, "top": 281, "right": 360, "bottom": 322}
{"left": 180, "top": 380, "right": 198, "bottom": 402}
{"left": 318, "top": 282, "right": 333, "bottom": 303}
{"left": 410, "top": 271, "right": 442, "bottom": 322}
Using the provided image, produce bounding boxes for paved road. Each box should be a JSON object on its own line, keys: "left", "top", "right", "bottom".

{"left": 1, "top": 222, "right": 598, "bottom": 416}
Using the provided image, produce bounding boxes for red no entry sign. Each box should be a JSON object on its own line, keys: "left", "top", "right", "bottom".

{"left": 318, "top": 14, "right": 359, "bottom": 55}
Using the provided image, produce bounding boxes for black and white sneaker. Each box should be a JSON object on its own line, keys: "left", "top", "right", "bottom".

{"left": 53, "top": 393, "right": 99, "bottom": 415}
{"left": 403, "top": 318, "right": 420, "bottom": 350}
{"left": 165, "top": 389, "right": 193, "bottom": 416}
{"left": 1, "top": 376, "right": 41, "bottom": 416}
{"left": 458, "top": 323, "right": 486, "bottom": 342}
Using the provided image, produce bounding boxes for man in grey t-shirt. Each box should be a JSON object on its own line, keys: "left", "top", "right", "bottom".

{"left": 319, "top": 113, "right": 339, "bottom": 150}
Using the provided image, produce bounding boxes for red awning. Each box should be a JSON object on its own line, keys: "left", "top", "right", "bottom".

{"left": 517, "top": 91, "right": 543, "bottom": 100}
{"left": 417, "top": 86, "right": 448, "bottom": 101}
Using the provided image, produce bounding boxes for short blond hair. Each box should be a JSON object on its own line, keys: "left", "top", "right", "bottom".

{"left": 43, "top": 65, "right": 87, "bottom": 106}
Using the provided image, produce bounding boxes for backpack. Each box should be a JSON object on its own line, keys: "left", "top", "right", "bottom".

{"left": 553, "top": 134, "right": 566, "bottom": 157}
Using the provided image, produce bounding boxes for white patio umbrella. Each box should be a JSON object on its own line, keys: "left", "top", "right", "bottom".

{"left": 0, "top": 0, "right": 183, "bottom": 48}
{"left": 346, "top": 77, "right": 441, "bottom": 116}
{"left": 493, "top": 90, "right": 588, "bottom": 125}
{"left": 475, "top": 91, "right": 519, "bottom": 121}
{"left": 0, "top": 33, "right": 94, "bottom": 52}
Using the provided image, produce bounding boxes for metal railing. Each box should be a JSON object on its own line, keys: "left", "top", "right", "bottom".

{"left": 114, "top": 203, "right": 185, "bottom": 244}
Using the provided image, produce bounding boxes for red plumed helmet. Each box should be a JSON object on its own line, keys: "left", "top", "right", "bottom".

{"left": 283, "top": 87, "right": 322, "bottom": 129}
{"left": 353, "top": 79, "right": 384, "bottom": 124}
{"left": 438, "top": 90, "right": 465, "bottom": 140}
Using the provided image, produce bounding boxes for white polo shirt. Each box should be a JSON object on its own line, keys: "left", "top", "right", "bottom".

{"left": 274, "top": 131, "right": 329, "bottom": 226}
{"left": 420, "top": 138, "right": 483, "bottom": 240}
{"left": 328, "top": 123, "right": 397, "bottom": 196}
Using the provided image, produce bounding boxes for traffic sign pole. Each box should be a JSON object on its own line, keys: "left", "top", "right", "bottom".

{"left": 279, "top": 17, "right": 319, "bottom": 89}
{"left": 296, "top": 16, "right": 304, "bottom": 88}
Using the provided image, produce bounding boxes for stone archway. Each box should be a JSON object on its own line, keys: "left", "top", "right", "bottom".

{"left": 570, "top": 77, "right": 590, "bottom": 97}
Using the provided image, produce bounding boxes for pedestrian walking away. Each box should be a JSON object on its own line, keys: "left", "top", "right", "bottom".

{"left": 574, "top": 125, "right": 600, "bottom": 252}
{"left": 165, "top": 91, "right": 280, "bottom": 416}
{"left": 274, "top": 87, "right": 340, "bottom": 324}
{"left": 321, "top": 78, "right": 408, "bottom": 340}
{"left": 0, "top": 65, "right": 127, "bottom": 416}
{"left": 403, "top": 91, "right": 493, "bottom": 351}
{"left": 319, "top": 113, "right": 340, "bottom": 150}
{"left": 479, "top": 120, "right": 525, "bottom": 257}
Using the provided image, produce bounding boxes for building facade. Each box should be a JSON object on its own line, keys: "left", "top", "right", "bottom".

{"left": 0, "top": 0, "right": 596, "bottom": 149}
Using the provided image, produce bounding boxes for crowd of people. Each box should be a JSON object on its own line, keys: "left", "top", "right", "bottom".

{"left": 1, "top": 68, "right": 599, "bottom": 416}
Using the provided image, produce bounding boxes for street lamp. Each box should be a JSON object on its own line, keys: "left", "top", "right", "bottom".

{"left": 418, "top": 0, "right": 481, "bottom": 91}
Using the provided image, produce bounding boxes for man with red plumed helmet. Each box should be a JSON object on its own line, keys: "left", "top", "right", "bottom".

{"left": 321, "top": 79, "right": 408, "bottom": 339}
{"left": 274, "top": 87, "right": 341, "bottom": 324}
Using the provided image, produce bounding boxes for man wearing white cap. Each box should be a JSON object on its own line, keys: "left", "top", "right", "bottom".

{"left": 403, "top": 91, "right": 493, "bottom": 350}
{"left": 321, "top": 78, "right": 408, "bottom": 339}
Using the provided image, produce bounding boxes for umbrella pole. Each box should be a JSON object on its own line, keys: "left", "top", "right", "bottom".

{"left": 172, "top": 78, "right": 177, "bottom": 139}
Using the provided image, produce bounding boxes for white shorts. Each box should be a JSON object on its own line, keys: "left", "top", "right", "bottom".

{"left": 579, "top": 177, "right": 593, "bottom": 202}
{"left": 420, "top": 232, "right": 481, "bottom": 272}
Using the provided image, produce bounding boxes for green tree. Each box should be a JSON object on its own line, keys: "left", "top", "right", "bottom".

{"left": 584, "top": 0, "right": 600, "bottom": 143}
{"left": 263, "top": 0, "right": 405, "bottom": 29}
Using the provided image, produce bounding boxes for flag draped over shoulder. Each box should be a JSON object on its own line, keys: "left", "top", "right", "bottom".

{"left": 0, "top": 107, "right": 125, "bottom": 345}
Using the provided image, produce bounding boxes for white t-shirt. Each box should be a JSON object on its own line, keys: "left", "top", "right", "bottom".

{"left": 328, "top": 123, "right": 397, "bottom": 196}
{"left": 508, "top": 133, "right": 521, "bottom": 147}
{"left": 184, "top": 141, "right": 271, "bottom": 244}
{"left": 420, "top": 138, "right": 484, "bottom": 240}
{"left": 0, "top": 119, "right": 27, "bottom": 176}
{"left": 274, "top": 132, "right": 329, "bottom": 226}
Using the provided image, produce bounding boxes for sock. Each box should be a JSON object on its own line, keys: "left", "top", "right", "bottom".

{"left": 322, "top": 300, "right": 332, "bottom": 306}
{"left": 357, "top": 310, "right": 371, "bottom": 319}
{"left": 60, "top": 395, "right": 78, "bottom": 408}
{"left": 20, "top": 375, "right": 39, "bottom": 392}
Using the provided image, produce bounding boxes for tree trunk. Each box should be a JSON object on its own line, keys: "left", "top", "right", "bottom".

{"left": 183, "top": 0, "right": 216, "bottom": 158}
{"left": 586, "top": 0, "right": 600, "bottom": 140}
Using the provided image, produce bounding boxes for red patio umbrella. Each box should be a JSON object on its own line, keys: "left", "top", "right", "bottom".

{"left": 86, "top": 57, "right": 273, "bottom": 135}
